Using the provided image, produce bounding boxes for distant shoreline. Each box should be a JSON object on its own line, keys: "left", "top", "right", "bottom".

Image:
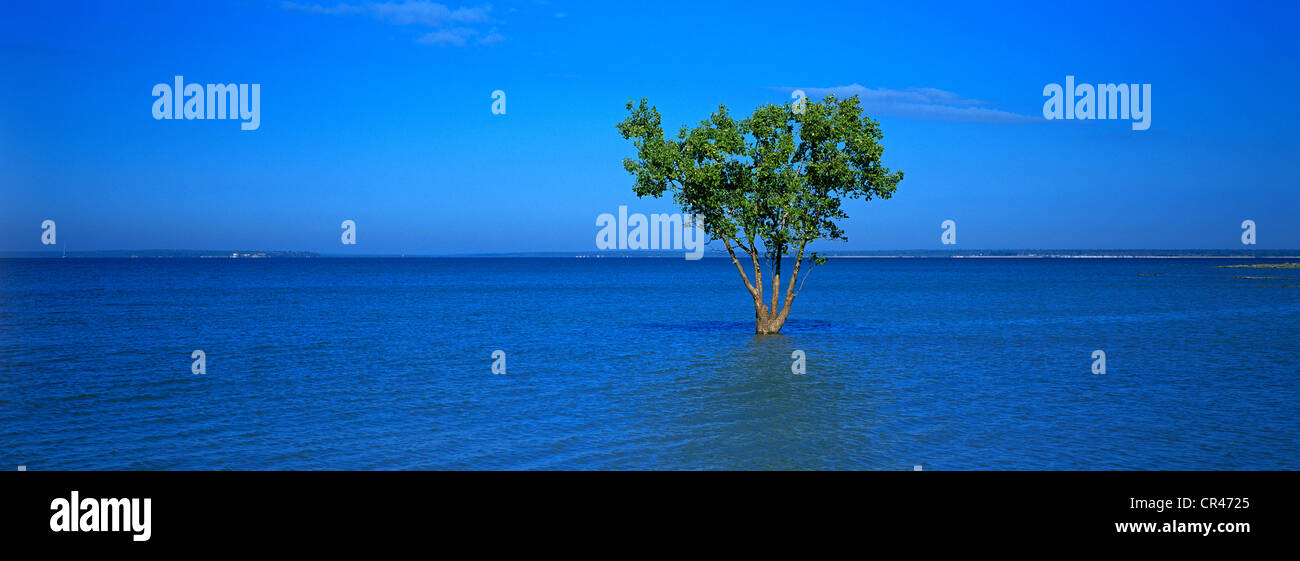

{"left": 3, "top": 249, "right": 1300, "bottom": 259}
{"left": 827, "top": 254, "right": 1300, "bottom": 259}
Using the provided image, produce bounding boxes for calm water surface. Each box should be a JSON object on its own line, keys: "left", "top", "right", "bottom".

{"left": 1, "top": 258, "right": 1297, "bottom": 470}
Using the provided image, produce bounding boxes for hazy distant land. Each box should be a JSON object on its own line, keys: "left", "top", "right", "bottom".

{"left": 2, "top": 249, "right": 1299, "bottom": 259}
{"left": 1217, "top": 262, "right": 1300, "bottom": 268}
{"left": 0, "top": 250, "right": 320, "bottom": 258}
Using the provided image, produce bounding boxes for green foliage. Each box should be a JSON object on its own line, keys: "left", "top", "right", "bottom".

{"left": 617, "top": 94, "right": 902, "bottom": 330}
{"left": 617, "top": 94, "right": 901, "bottom": 255}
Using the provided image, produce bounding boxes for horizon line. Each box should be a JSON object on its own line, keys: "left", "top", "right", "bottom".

{"left": 4, "top": 249, "right": 1300, "bottom": 259}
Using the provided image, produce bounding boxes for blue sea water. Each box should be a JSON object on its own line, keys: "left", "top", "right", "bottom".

{"left": 1, "top": 257, "right": 1297, "bottom": 470}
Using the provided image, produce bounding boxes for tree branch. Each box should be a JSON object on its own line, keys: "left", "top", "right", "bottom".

{"left": 778, "top": 239, "right": 809, "bottom": 320}
{"left": 770, "top": 242, "right": 783, "bottom": 319}
{"left": 719, "top": 233, "right": 759, "bottom": 299}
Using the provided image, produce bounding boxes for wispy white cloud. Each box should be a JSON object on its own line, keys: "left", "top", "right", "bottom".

{"left": 414, "top": 26, "right": 506, "bottom": 47}
{"left": 284, "top": 1, "right": 501, "bottom": 47}
{"left": 281, "top": 2, "right": 366, "bottom": 15}
{"left": 771, "top": 83, "right": 1036, "bottom": 124}
{"left": 477, "top": 28, "right": 506, "bottom": 46}
{"left": 416, "top": 27, "right": 475, "bottom": 46}
{"left": 367, "top": 2, "right": 490, "bottom": 26}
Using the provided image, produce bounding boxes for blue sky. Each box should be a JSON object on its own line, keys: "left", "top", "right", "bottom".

{"left": 1, "top": 0, "right": 1297, "bottom": 253}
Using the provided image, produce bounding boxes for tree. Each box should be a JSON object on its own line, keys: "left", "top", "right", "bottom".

{"left": 617, "top": 94, "right": 903, "bottom": 334}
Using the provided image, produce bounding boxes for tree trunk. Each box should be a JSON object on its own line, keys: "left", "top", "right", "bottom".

{"left": 754, "top": 304, "right": 787, "bottom": 334}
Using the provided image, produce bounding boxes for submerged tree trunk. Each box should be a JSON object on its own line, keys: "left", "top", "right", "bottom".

{"left": 720, "top": 234, "right": 805, "bottom": 335}
{"left": 753, "top": 296, "right": 794, "bottom": 334}
{"left": 754, "top": 309, "right": 786, "bottom": 334}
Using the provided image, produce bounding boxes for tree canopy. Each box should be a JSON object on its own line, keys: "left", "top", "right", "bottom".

{"left": 617, "top": 94, "right": 903, "bottom": 333}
